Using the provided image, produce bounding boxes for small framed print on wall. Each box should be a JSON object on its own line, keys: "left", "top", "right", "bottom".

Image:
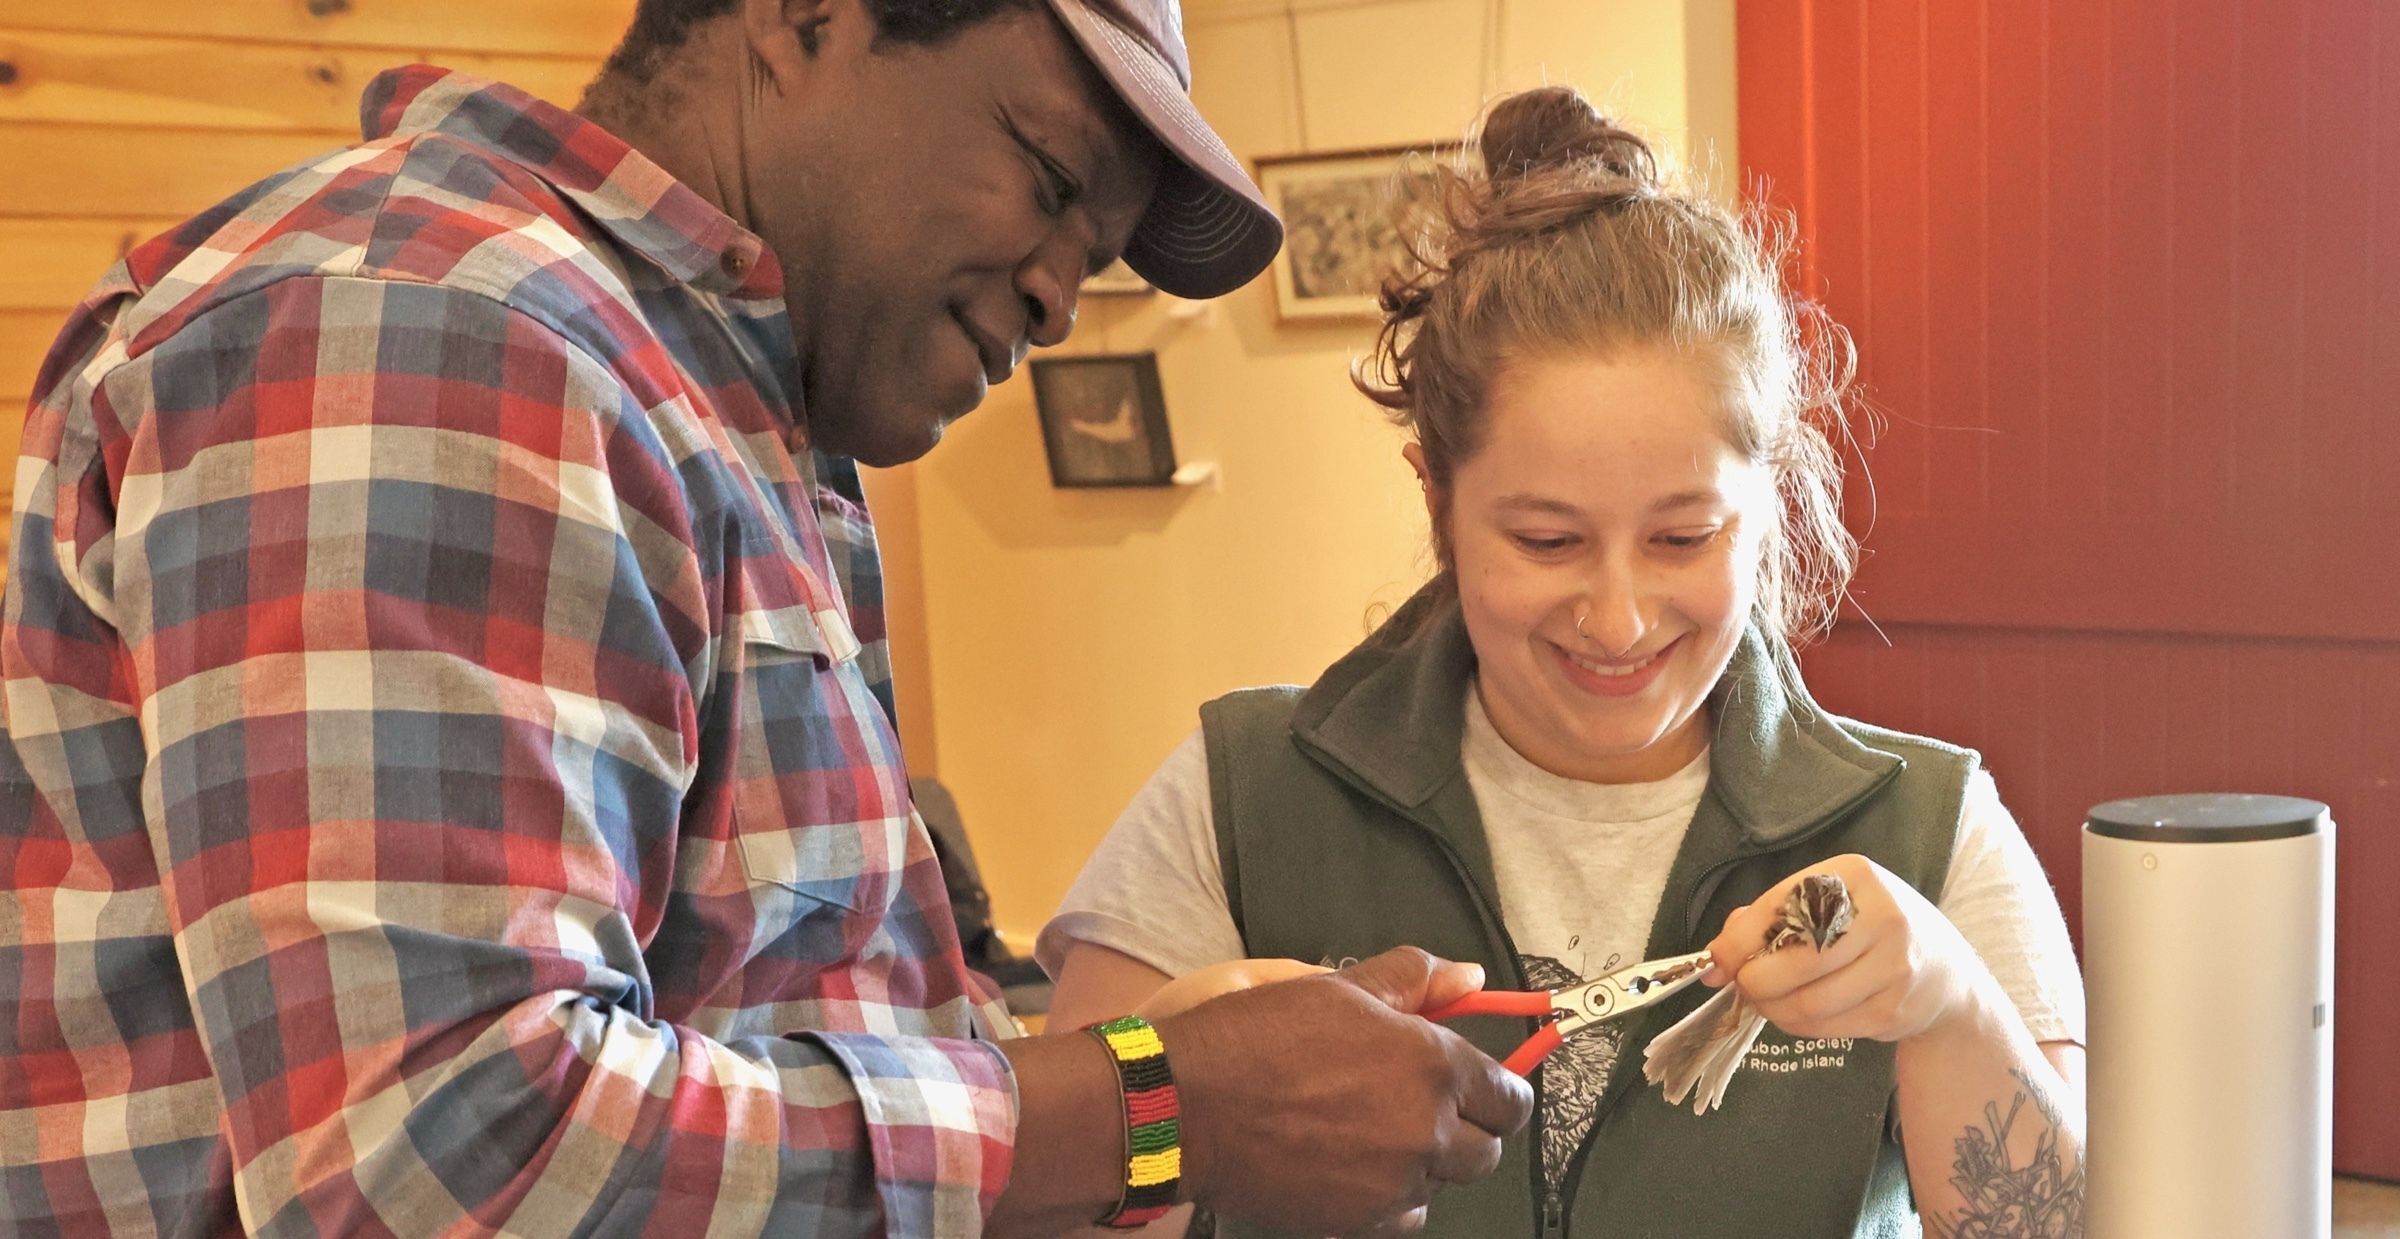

{"left": 1029, "top": 353, "right": 1178, "bottom": 488}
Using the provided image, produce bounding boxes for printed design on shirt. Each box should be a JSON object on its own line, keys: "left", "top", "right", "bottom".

{"left": 1520, "top": 953, "right": 1621, "bottom": 1193}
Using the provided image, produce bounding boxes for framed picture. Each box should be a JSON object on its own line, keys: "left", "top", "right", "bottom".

{"left": 1081, "top": 257, "right": 1154, "bottom": 296}
{"left": 1030, "top": 353, "right": 1179, "bottom": 488}
{"left": 1254, "top": 144, "right": 1453, "bottom": 322}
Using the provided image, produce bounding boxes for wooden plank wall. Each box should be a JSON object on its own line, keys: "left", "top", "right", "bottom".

{"left": 1742, "top": 0, "right": 2400, "bottom": 1180}
{"left": 0, "top": 0, "right": 639, "bottom": 562}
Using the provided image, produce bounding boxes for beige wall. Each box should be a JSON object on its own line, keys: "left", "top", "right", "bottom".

{"left": 897, "top": 0, "right": 1741, "bottom": 945}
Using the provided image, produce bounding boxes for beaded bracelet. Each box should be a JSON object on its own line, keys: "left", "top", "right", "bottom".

{"left": 1085, "top": 1014, "right": 1182, "bottom": 1228}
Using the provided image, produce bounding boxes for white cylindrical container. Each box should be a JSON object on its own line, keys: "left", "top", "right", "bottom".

{"left": 2084, "top": 793, "right": 2334, "bottom": 1239}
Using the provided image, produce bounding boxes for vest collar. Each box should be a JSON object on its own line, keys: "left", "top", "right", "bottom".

{"left": 1289, "top": 580, "right": 1901, "bottom": 848}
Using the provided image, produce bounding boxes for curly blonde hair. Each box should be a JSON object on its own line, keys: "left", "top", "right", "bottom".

{"left": 1355, "top": 86, "right": 1860, "bottom": 646}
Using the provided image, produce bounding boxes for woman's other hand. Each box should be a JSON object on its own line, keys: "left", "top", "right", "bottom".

{"left": 1136, "top": 957, "right": 1332, "bottom": 1019}
{"left": 1704, "top": 853, "right": 2003, "bottom": 1044}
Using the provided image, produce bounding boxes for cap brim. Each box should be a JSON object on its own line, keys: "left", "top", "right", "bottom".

{"left": 1048, "top": 2, "right": 1284, "bottom": 300}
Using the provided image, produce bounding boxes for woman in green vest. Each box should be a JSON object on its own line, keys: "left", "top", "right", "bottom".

{"left": 1044, "top": 85, "right": 2085, "bottom": 1238}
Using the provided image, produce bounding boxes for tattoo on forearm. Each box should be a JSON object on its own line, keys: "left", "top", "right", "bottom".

{"left": 1928, "top": 1067, "right": 2085, "bottom": 1239}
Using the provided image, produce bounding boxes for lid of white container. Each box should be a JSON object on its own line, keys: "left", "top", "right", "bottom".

{"left": 2085, "top": 793, "right": 2329, "bottom": 843}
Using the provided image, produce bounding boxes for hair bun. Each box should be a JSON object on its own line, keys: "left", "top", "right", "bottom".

{"left": 1478, "top": 86, "right": 1657, "bottom": 186}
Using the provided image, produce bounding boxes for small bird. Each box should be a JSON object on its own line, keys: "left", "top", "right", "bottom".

{"left": 1643, "top": 873, "right": 1856, "bottom": 1115}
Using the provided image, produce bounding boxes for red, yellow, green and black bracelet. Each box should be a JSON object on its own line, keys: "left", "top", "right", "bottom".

{"left": 1086, "top": 1014, "right": 1181, "bottom": 1228}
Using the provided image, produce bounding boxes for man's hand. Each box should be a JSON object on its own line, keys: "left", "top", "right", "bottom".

{"left": 1157, "top": 947, "right": 1534, "bottom": 1236}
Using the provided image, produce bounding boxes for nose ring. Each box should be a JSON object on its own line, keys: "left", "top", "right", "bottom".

{"left": 1575, "top": 609, "right": 1635, "bottom": 662}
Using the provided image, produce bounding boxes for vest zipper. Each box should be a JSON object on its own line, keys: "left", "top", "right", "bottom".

{"left": 1339, "top": 786, "right": 1555, "bottom": 1238}
{"left": 1410, "top": 836, "right": 1558, "bottom": 1238}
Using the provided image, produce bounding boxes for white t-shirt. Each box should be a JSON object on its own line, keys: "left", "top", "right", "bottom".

{"left": 1038, "top": 691, "right": 2086, "bottom": 1192}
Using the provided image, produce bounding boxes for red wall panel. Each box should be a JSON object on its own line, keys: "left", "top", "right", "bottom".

{"left": 1741, "top": 0, "right": 2400, "bottom": 1179}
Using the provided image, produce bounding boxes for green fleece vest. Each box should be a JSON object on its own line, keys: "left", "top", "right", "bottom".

{"left": 1199, "top": 587, "right": 1972, "bottom": 1239}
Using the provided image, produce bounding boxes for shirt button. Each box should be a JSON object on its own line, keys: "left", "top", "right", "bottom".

{"left": 721, "top": 249, "right": 750, "bottom": 278}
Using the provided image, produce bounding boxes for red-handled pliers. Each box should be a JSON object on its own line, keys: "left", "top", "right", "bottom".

{"left": 1421, "top": 950, "right": 1717, "bottom": 1076}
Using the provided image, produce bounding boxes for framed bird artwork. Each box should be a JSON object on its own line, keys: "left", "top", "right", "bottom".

{"left": 1029, "top": 353, "right": 1179, "bottom": 488}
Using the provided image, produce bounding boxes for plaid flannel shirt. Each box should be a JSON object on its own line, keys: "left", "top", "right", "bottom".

{"left": 1, "top": 67, "right": 1015, "bottom": 1237}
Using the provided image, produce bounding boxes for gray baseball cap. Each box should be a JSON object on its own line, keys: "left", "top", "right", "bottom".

{"left": 1045, "top": 0, "right": 1283, "bottom": 299}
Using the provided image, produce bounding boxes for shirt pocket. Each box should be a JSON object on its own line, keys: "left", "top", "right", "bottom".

{"left": 724, "top": 569, "right": 899, "bottom": 922}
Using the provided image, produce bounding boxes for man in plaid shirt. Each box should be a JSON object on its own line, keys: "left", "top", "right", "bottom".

{"left": 0, "top": 0, "right": 1532, "bottom": 1235}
